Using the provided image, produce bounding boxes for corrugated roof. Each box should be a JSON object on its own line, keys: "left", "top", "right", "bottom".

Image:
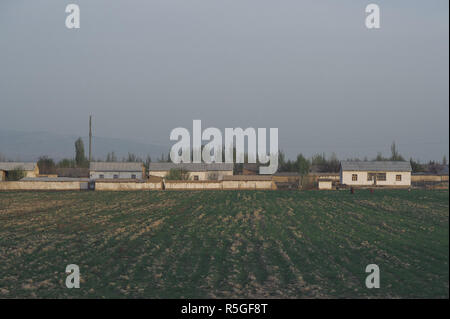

{"left": 149, "top": 162, "right": 234, "bottom": 172}
{"left": 90, "top": 162, "right": 143, "bottom": 172}
{"left": 340, "top": 161, "right": 412, "bottom": 172}
{"left": 274, "top": 172, "right": 300, "bottom": 176}
{"left": 0, "top": 162, "right": 37, "bottom": 171}
{"left": 222, "top": 175, "right": 272, "bottom": 181}
{"left": 21, "top": 177, "right": 89, "bottom": 182}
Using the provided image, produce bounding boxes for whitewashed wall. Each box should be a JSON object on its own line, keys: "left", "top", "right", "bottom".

{"left": 341, "top": 171, "right": 411, "bottom": 186}
{"left": 90, "top": 171, "right": 144, "bottom": 179}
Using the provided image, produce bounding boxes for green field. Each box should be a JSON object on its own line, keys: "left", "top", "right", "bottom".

{"left": 0, "top": 189, "right": 448, "bottom": 298}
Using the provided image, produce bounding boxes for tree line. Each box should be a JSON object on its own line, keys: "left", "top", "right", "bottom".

{"left": 277, "top": 142, "right": 448, "bottom": 175}
{"left": 2, "top": 139, "right": 448, "bottom": 175}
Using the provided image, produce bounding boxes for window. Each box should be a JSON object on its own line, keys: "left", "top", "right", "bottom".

{"left": 99, "top": 174, "right": 104, "bottom": 179}
{"left": 352, "top": 174, "right": 358, "bottom": 181}
{"left": 113, "top": 174, "right": 118, "bottom": 179}
{"left": 131, "top": 174, "right": 136, "bottom": 179}
{"left": 396, "top": 174, "right": 402, "bottom": 181}
{"left": 194, "top": 175, "right": 199, "bottom": 181}
{"left": 367, "top": 173, "right": 376, "bottom": 181}
{"left": 376, "top": 173, "right": 386, "bottom": 181}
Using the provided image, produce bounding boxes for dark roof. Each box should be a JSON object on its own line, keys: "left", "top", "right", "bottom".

{"left": 243, "top": 163, "right": 259, "bottom": 171}
{"left": 340, "top": 161, "right": 412, "bottom": 172}
{"left": 0, "top": 162, "right": 37, "bottom": 171}
{"left": 223, "top": 175, "right": 272, "bottom": 181}
{"left": 309, "top": 172, "right": 339, "bottom": 176}
{"left": 56, "top": 168, "right": 89, "bottom": 178}
{"left": 149, "top": 163, "right": 233, "bottom": 172}
{"left": 90, "top": 162, "right": 143, "bottom": 172}
{"left": 274, "top": 172, "right": 300, "bottom": 176}
{"left": 21, "top": 177, "right": 89, "bottom": 182}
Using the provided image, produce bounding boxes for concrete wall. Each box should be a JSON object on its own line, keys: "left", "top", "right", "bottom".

{"left": 222, "top": 180, "right": 274, "bottom": 190}
{"left": 164, "top": 181, "right": 223, "bottom": 190}
{"left": 411, "top": 175, "right": 449, "bottom": 183}
{"left": 95, "top": 181, "right": 162, "bottom": 191}
{"left": 164, "top": 180, "right": 273, "bottom": 190}
{"left": 90, "top": 171, "right": 144, "bottom": 180}
{"left": 0, "top": 181, "right": 88, "bottom": 190}
{"left": 341, "top": 171, "right": 411, "bottom": 186}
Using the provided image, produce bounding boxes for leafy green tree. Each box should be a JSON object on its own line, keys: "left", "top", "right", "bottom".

{"left": 410, "top": 158, "right": 425, "bottom": 173}
{"left": 58, "top": 158, "right": 76, "bottom": 168}
{"left": 37, "top": 156, "right": 56, "bottom": 174}
{"left": 374, "top": 152, "right": 388, "bottom": 161}
{"left": 390, "top": 141, "right": 405, "bottom": 161}
{"left": 106, "top": 151, "right": 117, "bottom": 162}
{"left": 75, "top": 138, "right": 87, "bottom": 167}
{"left": 296, "top": 153, "right": 310, "bottom": 176}
{"left": 126, "top": 152, "right": 142, "bottom": 162}
{"left": 145, "top": 155, "right": 152, "bottom": 171}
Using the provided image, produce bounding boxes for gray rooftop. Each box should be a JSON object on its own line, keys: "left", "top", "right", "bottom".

{"left": 90, "top": 162, "right": 143, "bottom": 172}
{"left": 21, "top": 177, "right": 89, "bottom": 182}
{"left": 149, "top": 162, "right": 234, "bottom": 172}
{"left": 340, "top": 161, "right": 412, "bottom": 172}
{"left": 0, "top": 162, "right": 37, "bottom": 171}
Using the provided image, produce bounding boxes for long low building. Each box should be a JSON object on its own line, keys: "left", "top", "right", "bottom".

{"left": 340, "top": 161, "right": 412, "bottom": 187}
{"left": 148, "top": 163, "right": 233, "bottom": 181}
{"left": 0, "top": 162, "right": 39, "bottom": 181}
{"left": 89, "top": 162, "right": 145, "bottom": 180}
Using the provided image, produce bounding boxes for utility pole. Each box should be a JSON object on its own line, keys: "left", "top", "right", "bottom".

{"left": 89, "top": 115, "right": 92, "bottom": 163}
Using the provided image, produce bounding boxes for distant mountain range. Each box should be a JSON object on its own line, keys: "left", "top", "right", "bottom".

{"left": 0, "top": 129, "right": 169, "bottom": 162}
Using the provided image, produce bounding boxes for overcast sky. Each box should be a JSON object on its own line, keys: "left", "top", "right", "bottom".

{"left": 0, "top": 0, "right": 448, "bottom": 161}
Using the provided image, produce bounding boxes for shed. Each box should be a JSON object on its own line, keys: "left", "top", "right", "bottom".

{"left": 0, "top": 162, "right": 39, "bottom": 180}
{"left": 318, "top": 179, "right": 333, "bottom": 190}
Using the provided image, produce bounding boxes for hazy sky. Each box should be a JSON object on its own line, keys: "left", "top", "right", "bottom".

{"left": 0, "top": 0, "right": 448, "bottom": 161}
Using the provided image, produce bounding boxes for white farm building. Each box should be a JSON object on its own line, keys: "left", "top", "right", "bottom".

{"left": 340, "top": 161, "right": 412, "bottom": 187}
{"left": 89, "top": 162, "right": 145, "bottom": 180}
{"left": 148, "top": 163, "right": 234, "bottom": 181}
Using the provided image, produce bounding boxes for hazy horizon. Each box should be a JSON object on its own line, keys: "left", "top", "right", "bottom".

{"left": 1, "top": 0, "right": 448, "bottom": 162}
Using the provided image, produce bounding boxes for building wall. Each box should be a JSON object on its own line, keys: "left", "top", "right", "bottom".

{"left": 149, "top": 170, "right": 233, "bottom": 181}
{"left": 272, "top": 175, "right": 300, "bottom": 183}
{"left": 341, "top": 171, "right": 411, "bottom": 186}
{"left": 21, "top": 166, "right": 40, "bottom": 178}
{"left": 0, "top": 171, "right": 4, "bottom": 181}
{"left": 90, "top": 171, "right": 144, "bottom": 179}
{"left": 309, "top": 173, "right": 340, "bottom": 182}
